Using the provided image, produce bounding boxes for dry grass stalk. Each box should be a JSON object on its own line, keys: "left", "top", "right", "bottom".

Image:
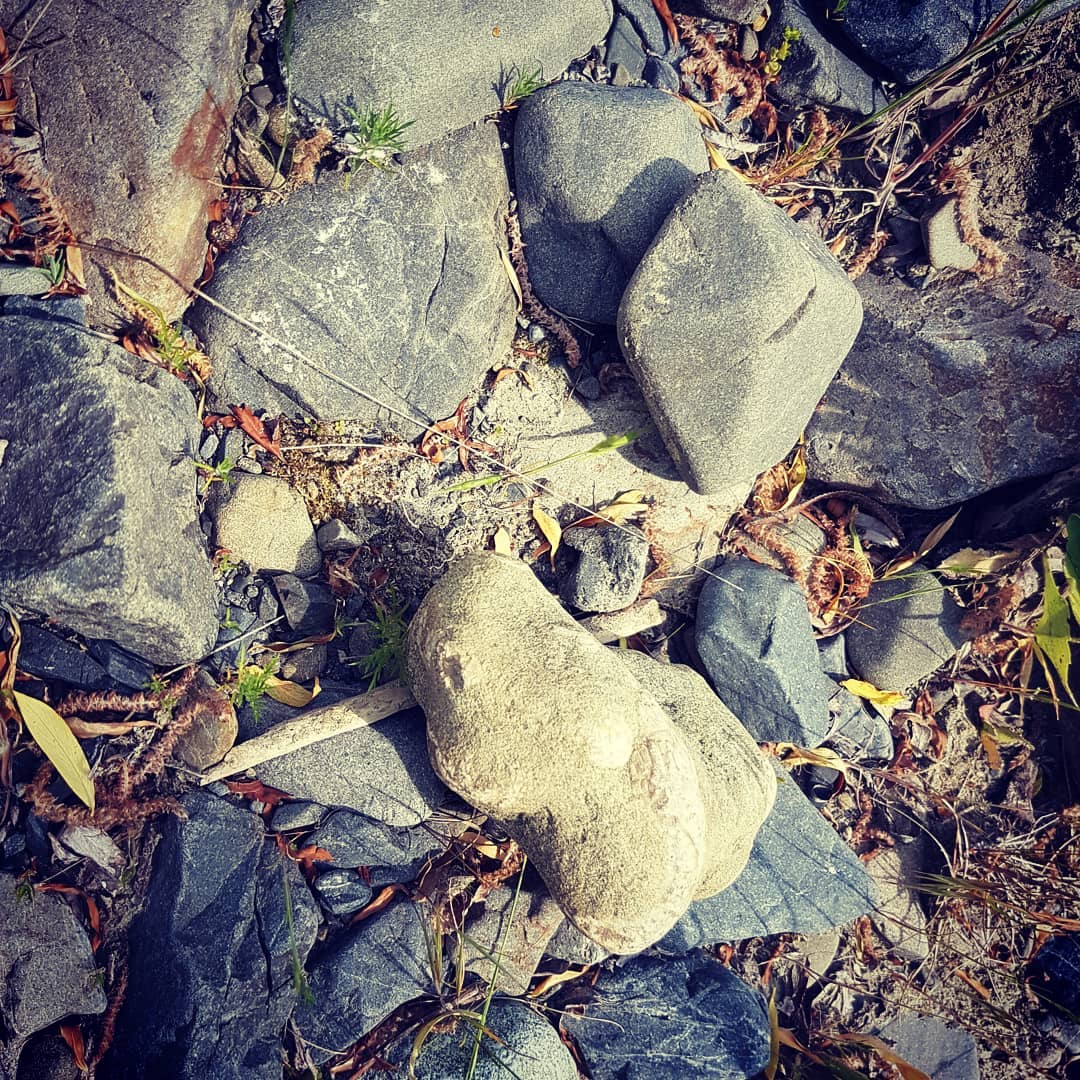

{"left": 0, "top": 135, "right": 73, "bottom": 256}
{"left": 845, "top": 229, "right": 891, "bottom": 279}
{"left": 505, "top": 208, "right": 581, "bottom": 368}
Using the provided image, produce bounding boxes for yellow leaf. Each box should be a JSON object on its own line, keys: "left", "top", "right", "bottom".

{"left": 264, "top": 675, "right": 321, "bottom": 708}
{"left": 532, "top": 504, "right": 561, "bottom": 568}
{"left": 830, "top": 1032, "right": 932, "bottom": 1080}
{"left": 765, "top": 990, "right": 780, "bottom": 1080}
{"left": 841, "top": 678, "right": 908, "bottom": 708}
{"left": 752, "top": 2, "right": 771, "bottom": 31}
{"left": 598, "top": 489, "right": 648, "bottom": 524}
{"left": 938, "top": 547, "right": 1016, "bottom": 575}
{"left": 779, "top": 444, "right": 807, "bottom": 510}
{"left": 11, "top": 690, "right": 95, "bottom": 812}
{"left": 493, "top": 527, "right": 512, "bottom": 556}
{"left": 65, "top": 244, "right": 86, "bottom": 288}
{"left": 528, "top": 966, "right": 592, "bottom": 997}
{"left": 773, "top": 743, "right": 855, "bottom": 780}
{"left": 883, "top": 509, "right": 961, "bottom": 577}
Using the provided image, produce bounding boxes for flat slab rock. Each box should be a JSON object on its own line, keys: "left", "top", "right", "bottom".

{"left": 0, "top": 300, "right": 218, "bottom": 665}
{"left": 563, "top": 951, "right": 771, "bottom": 1079}
{"left": 102, "top": 791, "right": 320, "bottom": 1080}
{"left": 289, "top": 0, "right": 612, "bottom": 151}
{"left": 192, "top": 122, "right": 516, "bottom": 429}
{"left": 805, "top": 249, "right": 1080, "bottom": 509}
{"left": 9, "top": 0, "right": 249, "bottom": 321}
{"left": 618, "top": 168, "right": 862, "bottom": 496}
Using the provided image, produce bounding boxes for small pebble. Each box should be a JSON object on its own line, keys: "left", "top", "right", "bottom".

{"left": 739, "top": 25, "right": 759, "bottom": 61}
{"left": 527, "top": 323, "right": 546, "bottom": 344}
{"left": 574, "top": 375, "right": 602, "bottom": 401}
{"left": 243, "top": 62, "right": 264, "bottom": 85}
{"left": 249, "top": 84, "right": 274, "bottom": 108}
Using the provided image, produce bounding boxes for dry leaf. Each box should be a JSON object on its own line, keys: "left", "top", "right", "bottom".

{"left": 230, "top": 404, "right": 283, "bottom": 460}
{"left": 532, "top": 504, "right": 561, "bottom": 568}
{"left": 65, "top": 717, "right": 157, "bottom": 738}
{"left": 841, "top": 678, "right": 909, "bottom": 709}
{"left": 498, "top": 244, "right": 523, "bottom": 310}
{"left": 11, "top": 691, "right": 95, "bottom": 812}
{"left": 264, "top": 674, "right": 321, "bottom": 708}
{"left": 60, "top": 1024, "right": 88, "bottom": 1070}
{"left": 493, "top": 527, "right": 512, "bottom": 556}
{"left": 528, "top": 966, "right": 592, "bottom": 997}
{"left": 829, "top": 1032, "right": 932, "bottom": 1080}
{"left": 938, "top": 547, "right": 1017, "bottom": 575}
{"left": 884, "top": 508, "right": 961, "bottom": 577}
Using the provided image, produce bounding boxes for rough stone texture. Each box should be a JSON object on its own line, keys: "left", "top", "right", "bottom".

{"left": 210, "top": 475, "right": 321, "bottom": 576}
{"left": 293, "top": 899, "right": 434, "bottom": 1065}
{"left": 560, "top": 525, "right": 649, "bottom": 613}
{"left": 173, "top": 670, "right": 239, "bottom": 771}
{"left": 847, "top": 571, "right": 967, "bottom": 690}
{"left": 0, "top": 307, "right": 218, "bottom": 665}
{"left": 408, "top": 554, "right": 773, "bottom": 953}
{"left": 312, "top": 868, "right": 374, "bottom": 918}
{"left": 311, "top": 808, "right": 440, "bottom": 871}
{"left": 290, "top": 0, "right": 611, "bottom": 151}
{"left": 922, "top": 198, "right": 979, "bottom": 271}
{"left": 254, "top": 708, "right": 445, "bottom": 826}
{"left": 660, "top": 769, "right": 877, "bottom": 950}
{"left": 0, "top": 871, "right": 106, "bottom": 1051}
{"left": 607, "top": 14, "right": 648, "bottom": 81}
{"left": 672, "top": 0, "right": 766, "bottom": 21}
{"left": 761, "top": 0, "right": 886, "bottom": 115}
{"left": 563, "top": 951, "right": 771, "bottom": 1079}
{"left": 617, "top": 0, "right": 672, "bottom": 55}
{"left": 876, "top": 1016, "right": 980, "bottom": 1080}
{"left": 390, "top": 999, "right": 579, "bottom": 1080}
{"left": 615, "top": 649, "right": 776, "bottom": 898}
{"left": 102, "top": 792, "right": 319, "bottom": 1080}
{"left": 695, "top": 559, "right": 834, "bottom": 746}
{"left": 9, "top": 0, "right": 249, "bottom": 321}
{"left": 193, "top": 123, "right": 516, "bottom": 429}
{"left": 85, "top": 639, "right": 156, "bottom": 690}
{"left": 463, "top": 883, "right": 566, "bottom": 995}
{"left": 15, "top": 624, "right": 111, "bottom": 690}
{"left": 1028, "top": 932, "right": 1080, "bottom": 1016}
{"left": 805, "top": 252, "right": 1080, "bottom": 509}
{"left": 866, "top": 847, "right": 930, "bottom": 963}
{"left": 270, "top": 573, "right": 336, "bottom": 636}
{"left": 515, "top": 83, "right": 709, "bottom": 323}
{"left": 546, "top": 919, "right": 611, "bottom": 966}
{"left": 618, "top": 169, "right": 862, "bottom": 495}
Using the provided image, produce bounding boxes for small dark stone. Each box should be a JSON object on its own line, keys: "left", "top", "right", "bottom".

{"left": 560, "top": 525, "right": 649, "bottom": 613}
{"left": 269, "top": 800, "right": 326, "bottom": 832}
{"left": 311, "top": 809, "right": 440, "bottom": 870}
{"left": 85, "top": 639, "right": 156, "bottom": 689}
{"left": 270, "top": 573, "right": 336, "bottom": 637}
{"left": 606, "top": 15, "right": 647, "bottom": 82}
{"left": 1029, "top": 933, "right": 1080, "bottom": 1017}
{"left": 16, "top": 624, "right": 110, "bottom": 689}
{"left": 316, "top": 518, "right": 365, "bottom": 553}
{"left": 616, "top": 0, "right": 670, "bottom": 55}
{"left": 643, "top": 55, "right": 682, "bottom": 92}
{"left": 312, "top": 868, "right": 374, "bottom": 918}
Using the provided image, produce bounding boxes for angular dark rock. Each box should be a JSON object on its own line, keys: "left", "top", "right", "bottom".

{"left": 1028, "top": 932, "right": 1080, "bottom": 1017}
{"left": 16, "top": 624, "right": 111, "bottom": 690}
{"left": 618, "top": 169, "right": 862, "bottom": 495}
{"left": 0, "top": 306, "right": 218, "bottom": 665}
{"left": 617, "top": 0, "right": 672, "bottom": 55}
{"left": 659, "top": 769, "right": 877, "bottom": 950}
{"left": 606, "top": 15, "right": 648, "bottom": 81}
{"left": 695, "top": 559, "right": 833, "bottom": 746}
{"left": 560, "top": 525, "right": 649, "bottom": 613}
{"left": 270, "top": 801, "right": 327, "bottom": 832}
{"left": 515, "top": 83, "right": 708, "bottom": 323}
{"left": 312, "top": 868, "right": 374, "bottom": 919}
{"left": 563, "top": 951, "right": 771, "bottom": 1079}
{"left": 101, "top": 791, "right": 319, "bottom": 1080}
{"left": 193, "top": 124, "right": 516, "bottom": 429}
{"left": 310, "top": 809, "right": 440, "bottom": 870}
{"left": 85, "top": 640, "right": 157, "bottom": 690}
{"left": 270, "top": 574, "right": 336, "bottom": 637}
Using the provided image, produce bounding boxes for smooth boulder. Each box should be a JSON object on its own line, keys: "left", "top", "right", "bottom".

{"left": 407, "top": 553, "right": 774, "bottom": 953}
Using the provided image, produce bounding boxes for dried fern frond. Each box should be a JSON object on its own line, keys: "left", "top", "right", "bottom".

{"left": 0, "top": 135, "right": 73, "bottom": 256}
{"left": 675, "top": 14, "right": 767, "bottom": 123}
{"left": 934, "top": 151, "right": 1006, "bottom": 280}
{"left": 846, "top": 229, "right": 891, "bottom": 280}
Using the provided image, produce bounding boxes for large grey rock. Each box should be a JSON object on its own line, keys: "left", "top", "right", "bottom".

{"left": 408, "top": 554, "right": 774, "bottom": 953}
{"left": 102, "top": 791, "right": 319, "bottom": 1080}
{"left": 563, "top": 951, "right": 771, "bottom": 1079}
{"left": 290, "top": 0, "right": 612, "bottom": 151}
{"left": 254, "top": 708, "right": 446, "bottom": 826}
{"left": 695, "top": 559, "right": 834, "bottom": 746}
{"left": 0, "top": 872, "right": 106, "bottom": 1052}
{"left": 618, "top": 169, "right": 862, "bottom": 495}
{"left": 293, "top": 899, "right": 434, "bottom": 1065}
{"left": 9, "top": 0, "right": 249, "bottom": 321}
{"left": 192, "top": 123, "right": 516, "bottom": 428}
{"left": 0, "top": 308, "right": 218, "bottom": 665}
{"left": 660, "top": 769, "right": 877, "bottom": 950}
{"left": 762, "top": 0, "right": 886, "bottom": 115}
{"left": 805, "top": 252, "right": 1080, "bottom": 508}
{"left": 391, "top": 999, "right": 579, "bottom": 1080}
{"left": 847, "top": 571, "right": 967, "bottom": 690}
{"left": 876, "top": 1016, "right": 980, "bottom": 1080}
{"left": 515, "top": 83, "right": 708, "bottom": 323}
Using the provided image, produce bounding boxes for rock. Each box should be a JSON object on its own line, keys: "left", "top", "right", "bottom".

{"left": 617, "top": 0, "right": 672, "bottom": 55}
{"left": 408, "top": 554, "right": 774, "bottom": 953}
{"left": 172, "top": 670, "right": 239, "bottom": 772}
{"left": 211, "top": 475, "right": 321, "bottom": 576}
{"left": 563, "top": 951, "right": 771, "bottom": 1079}
{"left": 643, "top": 55, "right": 683, "bottom": 92}
{"left": 15, "top": 624, "right": 111, "bottom": 689}
{"left": 606, "top": 15, "right": 648, "bottom": 82}
{"left": 0, "top": 871, "right": 106, "bottom": 1049}
{"left": 866, "top": 846, "right": 930, "bottom": 963}
{"left": 876, "top": 1015, "right": 980, "bottom": 1080}
{"left": 660, "top": 768, "right": 877, "bottom": 949}
{"left": 254, "top": 707, "right": 445, "bottom": 826}
{"left": 560, "top": 525, "right": 649, "bottom": 613}
{"left": 804, "top": 250, "right": 1080, "bottom": 509}
{"left": 615, "top": 649, "right": 776, "bottom": 897}
{"left": 515, "top": 83, "right": 708, "bottom": 323}
{"left": 193, "top": 124, "right": 516, "bottom": 428}
{"left": 277, "top": 643, "right": 327, "bottom": 683}
{"left": 618, "top": 169, "right": 862, "bottom": 496}
{"left": 269, "top": 573, "right": 336, "bottom": 637}
{"left": 391, "top": 999, "right": 579, "bottom": 1080}
{"left": 463, "top": 883, "right": 566, "bottom": 995}
{"left": 293, "top": 899, "right": 435, "bottom": 1065}
{"left": 84, "top": 640, "right": 156, "bottom": 690}
{"left": 312, "top": 868, "right": 374, "bottom": 918}
{"left": 739, "top": 25, "right": 759, "bottom": 61}
{"left": 846, "top": 571, "right": 967, "bottom": 690}
{"left": 270, "top": 800, "right": 326, "bottom": 832}
{"left": 11, "top": 1033, "right": 83, "bottom": 1080}
{"left": 10, "top": 0, "right": 249, "bottom": 321}
{"left": 578, "top": 598, "right": 666, "bottom": 644}
{"left": 695, "top": 559, "right": 834, "bottom": 746}
{"left": 1028, "top": 932, "right": 1080, "bottom": 1017}
{"left": 311, "top": 808, "right": 440, "bottom": 870}
{"left": 289, "top": 0, "right": 611, "bottom": 152}
{"left": 761, "top": 0, "right": 885, "bottom": 115}
{"left": 0, "top": 265, "right": 49, "bottom": 296}
{"left": 546, "top": 919, "right": 611, "bottom": 965}
{"left": 102, "top": 791, "right": 319, "bottom": 1080}
{"left": 922, "top": 198, "right": 980, "bottom": 271}
{"left": 316, "top": 518, "right": 365, "bottom": 553}
{"left": 0, "top": 305, "right": 218, "bottom": 665}
{"left": 672, "top": 0, "right": 766, "bottom": 21}
{"left": 824, "top": 682, "right": 896, "bottom": 759}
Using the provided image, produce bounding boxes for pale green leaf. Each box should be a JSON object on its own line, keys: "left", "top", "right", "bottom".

{"left": 12, "top": 690, "right": 95, "bottom": 812}
{"left": 1034, "top": 553, "right": 1075, "bottom": 705}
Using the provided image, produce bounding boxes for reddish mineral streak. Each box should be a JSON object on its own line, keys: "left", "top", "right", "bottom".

{"left": 170, "top": 86, "right": 231, "bottom": 182}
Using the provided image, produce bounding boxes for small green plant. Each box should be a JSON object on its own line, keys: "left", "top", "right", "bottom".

{"left": 229, "top": 652, "right": 279, "bottom": 723}
{"left": 281, "top": 861, "right": 314, "bottom": 1005}
{"left": 764, "top": 26, "right": 802, "bottom": 77}
{"left": 195, "top": 458, "right": 237, "bottom": 488}
{"left": 348, "top": 593, "right": 408, "bottom": 690}
{"left": 500, "top": 63, "right": 545, "bottom": 108}
{"left": 39, "top": 249, "right": 66, "bottom": 288}
{"left": 825, "top": 0, "right": 849, "bottom": 20}
{"left": 144, "top": 673, "right": 169, "bottom": 696}
{"left": 340, "top": 102, "right": 414, "bottom": 177}
{"left": 220, "top": 607, "right": 242, "bottom": 632}
{"left": 213, "top": 549, "right": 244, "bottom": 576}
